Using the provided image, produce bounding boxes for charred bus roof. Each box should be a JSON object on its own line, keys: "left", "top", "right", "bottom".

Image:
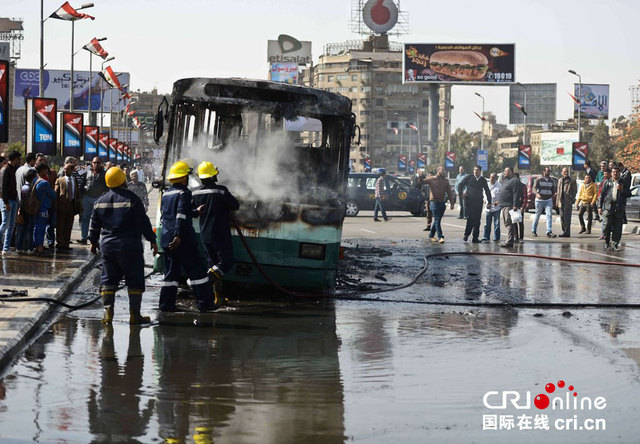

{"left": 171, "top": 78, "right": 353, "bottom": 118}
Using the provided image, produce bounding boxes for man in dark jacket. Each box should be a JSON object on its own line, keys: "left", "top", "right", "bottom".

{"left": 457, "top": 165, "right": 491, "bottom": 243}
{"left": 78, "top": 156, "right": 107, "bottom": 244}
{"left": 0, "top": 151, "right": 22, "bottom": 255}
{"left": 89, "top": 166, "right": 158, "bottom": 324}
{"left": 599, "top": 164, "right": 632, "bottom": 251}
{"left": 159, "top": 161, "right": 215, "bottom": 312}
{"left": 498, "top": 167, "right": 522, "bottom": 248}
{"left": 192, "top": 161, "right": 239, "bottom": 306}
{"left": 556, "top": 167, "right": 577, "bottom": 237}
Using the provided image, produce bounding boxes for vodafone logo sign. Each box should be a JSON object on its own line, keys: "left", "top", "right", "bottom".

{"left": 362, "top": 0, "right": 398, "bottom": 34}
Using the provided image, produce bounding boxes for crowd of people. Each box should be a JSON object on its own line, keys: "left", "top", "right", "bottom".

{"left": 406, "top": 160, "right": 634, "bottom": 251}
{"left": 0, "top": 150, "right": 150, "bottom": 257}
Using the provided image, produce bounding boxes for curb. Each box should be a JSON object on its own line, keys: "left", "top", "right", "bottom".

{"left": 0, "top": 255, "right": 99, "bottom": 371}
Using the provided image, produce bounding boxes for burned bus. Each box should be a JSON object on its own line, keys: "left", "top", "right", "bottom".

{"left": 153, "top": 78, "right": 357, "bottom": 292}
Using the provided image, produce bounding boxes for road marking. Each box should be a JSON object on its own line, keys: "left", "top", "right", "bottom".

{"left": 572, "top": 247, "right": 629, "bottom": 261}
{"left": 443, "top": 223, "right": 466, "bottom": 229}
{"left": 360, "top": 228, "right": 376, "bottom": 234}
{"left": 411, "top": 217, "right": 423, "bottom": 220}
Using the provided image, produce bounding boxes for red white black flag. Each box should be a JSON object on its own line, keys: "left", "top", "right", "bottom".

{"left": 514, "top": 101, "right": 527, "bottom": 115}
{"left": 568, "top": 92, "right": 581, "bottom": 105}
{"left": 83, "top": 38, "right": 108, "bottom": 59}
{"left": 50, "top": 2, "right": 95, "bottom": 20}
{"left": 474, "top": 112, "right": 486, "bottom": 121}
{"left": 100, "top": 66, "right": 124, "bottom": 91}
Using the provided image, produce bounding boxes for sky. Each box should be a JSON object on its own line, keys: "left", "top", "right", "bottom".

{"left": 4, "top": 0, "right": 639, "bottom": 132}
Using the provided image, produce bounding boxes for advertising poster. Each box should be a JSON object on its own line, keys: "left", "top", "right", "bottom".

{"left": 13, "top": 68, "right": 130, "bottom": 111}
{"left": 540, "top": 132, "right": 578, "bottom": 165}
{"left": 403, "top": 43, "right": 515, "bottom": 84}
{"left": 398, "top": 154, "right": 407, "bottom": 172}
{"left": 364, "top": 158, "right": 372, "bottom": 172}
{"left": 26, "top": 98, "right": 57, "bottom": 155}
{"left": 108, "top": 138, "right": 117, "bottom": 162}
{"left": 477, "top": 149, "right": 489, "bottom": 171}
{"left": 572, "top": 142, "right": 589, "bottom": 170}
{"left": 84, "top": 126, "right": 98, "bottom": 158}
{"left": 61, "top": 112, "right": 84, "bottom": 158}
{"left": 0, "top": 60, "right": 9, "bottom": 143}
{"left": 269, "top": 63, "right": 299, "bottom": 84}
{"left": 445, "top": 151, "right": 456, "bottom": 171}
{"left": 574, "top": 84, "right": 609, "bottom": 120}
{"left": 417, "top": 153, "right": 427, "bottom": 169}
{"left": 98, "top": 132, "right": 109, "bottom": 158}
{"left": 518, "top": 145, "right": 532, "bottom": 170}
{"left": 409, "top": 160, "right": 415, "bottom": 175}
{"left": 116, "top": 141, "right": 124, "bottom": 162}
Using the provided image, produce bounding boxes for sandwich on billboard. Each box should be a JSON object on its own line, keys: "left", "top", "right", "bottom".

{"left": 575, "top": 84, "right": 609, "bottom": 120}
{"left": 540, "top": 132, "right": 578, "bottom": 165}
{"left": 403, "top": 44, "right": 515, "bottom": 84}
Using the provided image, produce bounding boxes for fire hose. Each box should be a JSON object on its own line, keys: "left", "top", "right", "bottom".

{"left": 232, "top": 220, "right": 640, "bottom": 309}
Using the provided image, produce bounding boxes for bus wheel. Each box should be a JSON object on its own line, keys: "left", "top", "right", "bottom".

{"left": 345, "top": 201, "right": 360, "bottom": 217}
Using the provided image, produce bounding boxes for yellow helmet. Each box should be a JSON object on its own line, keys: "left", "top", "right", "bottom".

{"left": 197, "top": 161, "right": 219, "bottom": 179}
{"left": 167, "top": 160, "right": 191, "bottom": 181}
{"left": 105, "top": 166, "right": 126, "bottom": 188}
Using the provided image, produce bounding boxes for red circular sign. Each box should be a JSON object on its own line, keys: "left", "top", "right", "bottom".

{"left": 362, "top": 0, "right": 398, "bottom": 34}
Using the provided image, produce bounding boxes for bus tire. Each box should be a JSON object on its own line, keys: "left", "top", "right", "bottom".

{"left": 345, "top": 201, "right": 360, "bottom": 217}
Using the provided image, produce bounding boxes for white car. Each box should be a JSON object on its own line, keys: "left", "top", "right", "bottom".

{"left": 626, "top": 186, "right": 640, "bottom": 220}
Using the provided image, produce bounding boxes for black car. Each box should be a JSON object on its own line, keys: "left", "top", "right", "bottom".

{"left": 346, "top": 173, "right": 426, "bottom": 216}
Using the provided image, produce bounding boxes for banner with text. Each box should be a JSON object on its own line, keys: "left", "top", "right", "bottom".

{"left": 518, "top": 145, "right": 531, "bottom": 170}
{"left": 61, "top": 112, "right": 84, "bottom": 158}
{"left": 445, "top": 151, "right": 456, "bottom": 171}
{"left": 98, "top": 132, "right": 109, "bottom": 158}
{"left": 574, "top": 84, "right": 609, "bottom": 120}
{"left": 540, "top": 132, "right": 578, "bottom": 165}
{"left": 84, "top": 126, "right": 98, "bottom": 158}
{"left": 26, "top": 98, "right": 57, "bottom": 155}
{"left": 572, "top": 142, "right": 589, "bottom": 170}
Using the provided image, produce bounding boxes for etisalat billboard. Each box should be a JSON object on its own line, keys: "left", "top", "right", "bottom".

{"left": 13, "top": 68, "right": 130, "bottom": 112}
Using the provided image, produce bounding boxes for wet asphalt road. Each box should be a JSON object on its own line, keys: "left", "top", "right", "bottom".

{"left": 0, "top": 209, "right": 639, "bottom": 443}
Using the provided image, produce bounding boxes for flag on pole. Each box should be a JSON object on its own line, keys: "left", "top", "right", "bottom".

{"left": 514, "top": 101, "right": 527, "bottom": 115}
{"left": 127, "top": 110, "right": 136, "bottom": 117}
{"left": 408, "top": 124, "right": 418, "bottom": 131}
{"left": 392, "top": 127, "right": 398, "bottom": 135}
{"left": 133, "top": 117, "right": 141, "bottom": 128}
{"left": 568, "top": 92, "right": 581, "bottom": 104}
{"left": 50, "top": 2, "right": 95, "bottom": 20}
{"left": 474, "top": 112, "right": 486, "bottom": 121}
{"left": 100, "top": 66, "right": 122, "bottom": 89}
{"left": 124, "top": 102, "right": 131, "bottom": 114}
{"left": 83, "top": 38, "right": 108, "bottom": 59}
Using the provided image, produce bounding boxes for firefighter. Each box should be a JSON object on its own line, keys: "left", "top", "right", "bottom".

{"left": 192, "top": 161, "right": 240, "bottom": 306}
{"left": 89, "top": 166, "right": 158, "bottom": 325}
{"left": 159, "top": 160, "right": 215, "bottom": 312}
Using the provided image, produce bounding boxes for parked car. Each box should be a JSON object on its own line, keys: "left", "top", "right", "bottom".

{"left": 627, "top": 186, "right": 640, "bottom": 220}
{"left": 631, "top": 173, "right": 640, "bottom": 188}
{"left": 519, "top": 174, "right": 560, "bottom": 214}
{"left": 346, "top": 173, "right": 426, "bottom": 216}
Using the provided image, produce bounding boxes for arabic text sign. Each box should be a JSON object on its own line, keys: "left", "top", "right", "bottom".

{"left": 540, "top": 132, "right": 578, "bottom": 166}
{"left": 575, "top": 84, "right": 609, "bottom": 120}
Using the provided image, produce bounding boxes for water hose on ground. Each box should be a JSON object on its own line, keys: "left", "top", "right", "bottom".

{"left": 233, "top": 219, "right": 640, "bottom": 309}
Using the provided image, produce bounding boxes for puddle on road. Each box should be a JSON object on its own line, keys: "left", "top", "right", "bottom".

{"left": 1, "top": 241, "right": 640, "bottom": 442}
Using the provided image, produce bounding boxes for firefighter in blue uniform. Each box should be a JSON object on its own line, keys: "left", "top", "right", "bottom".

{"left": 192, "top": 161, "right": 240, "bottom": 305}
{"left": 89, "top": 166, "right": 158, "bottom": 325}
{"left": 159, "top": 160, "right": 215, "bottom": 312}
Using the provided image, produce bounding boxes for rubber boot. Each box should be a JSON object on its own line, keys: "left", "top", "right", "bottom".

{"left": 128, "top": 291, "right": 151, "bottom": 325}
{"left": 101, "top": 291, "right": 115, "bottom": 325}
{"left": 212, "top": 280, "right": 223, "bottom": 310}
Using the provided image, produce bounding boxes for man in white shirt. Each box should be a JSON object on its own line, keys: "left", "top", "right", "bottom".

{"left": 482, "top": 172, "right": 502, "bottom": 242}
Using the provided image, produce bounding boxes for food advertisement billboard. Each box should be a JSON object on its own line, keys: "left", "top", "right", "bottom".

{"left": 403, "top": 44, "right": 515, "bottom": 84}
{"left": 540, "top": 132, "right": 578, "bottom": 166}
{"left": 574, "top": 84, "right": 609, "bottom": 120}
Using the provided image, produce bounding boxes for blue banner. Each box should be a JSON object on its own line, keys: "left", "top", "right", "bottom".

{"left": 518, "top": 145, "right": 531, "bottom": 170}
{"left": 477, "top": 149, "right": 488, "bottom": 171}
{"left": 398, "top": 155, "right": 407, "bottom": 172}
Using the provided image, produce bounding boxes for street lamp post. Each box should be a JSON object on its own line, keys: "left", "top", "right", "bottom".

{"left": 69, "top": 3, "right": 94, "bottom": 112}
{"left": 100, "top": 56, "right": 115, "bottom": 130}
{"left": 516, "top": 82, "right": 527, "bottom": 145}
{"left": 475, "top": 92, "right": 485, "bottom": 149}
{"left": 40, "top": 0, "right": 45, "bottom": 97}
{"left": 569, "top": 69, "right": 582, "bottom": 142}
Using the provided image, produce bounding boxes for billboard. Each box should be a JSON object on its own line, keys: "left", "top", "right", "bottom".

{"left": 417, "top": 153, "right": 427, "bottom": 169}
{"left": 267, "top": 35, "right": 311, "bottom": 65}
{"left": 98, "top": 132, "right": 109, "bottom": 158}
{"left": 572, "top": 142, "right": 589, "bottom": 170}
{"left": 540, "top": 132, "right": 578, "bottom": 165}
{"left": 398, "top": 154, "right": 407, "bottom": 172}
{"left": 84, "top": 126, "right": 98, "bottom": 158}
{"left": 61, "top": 112, "right": 84, "bottom": 158}
{"left": 518, "top": 145, "right": 531, "bottom": 170}
{"left": 13, "top": 68, "right": 130, "bottom": 111}
{"left": 26, "top": 98, "right": 57, "bottom": 155}
{"left": 575, "top": 84, "right": 609, "bottom": 120}
{"left": 445, "top": 151, "right": 456, "bottom": 170}
{"left": 0, "top": 60, "right": 9, "bottom": 142}
{"left": 364, "top": 157, "right": 371, "bottom": 172}
{"left": 269, "top": 63, "right": 299, "bottom": 84}
{"left": 477, "top": 149, "right": 488, "bottom": 171}
{"left": 409, "top": 160, "right": 415, "bottom": 175}
{"left": 116, "top": 141, "right": 124, "bottom": 162}
{"left": 509, "top": 83, "right": 557, "bottom": 125}
{"left": 403, "top": 44, "right": 515, "bottom": 84}
{"left": 108, "top": 138, "right": 117, "bottom": 162}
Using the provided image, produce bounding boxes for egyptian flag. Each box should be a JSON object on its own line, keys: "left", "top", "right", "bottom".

{"left": 408, "top": 123, "right": 418, "bottom": 131}
{"left": 474, "top": 111, "right": 486, "bottom": 121}
{"left": 568, "top": 92, "right": 581, "bottom": 105}
{"left": 100, "top": 66, "right": 121, "bottom": 89}
{"left": 83, "top": 38, "right": 108, "bottom": 59}
{"left": 514, "top": 101, "right": 527, "bottom": 115}
{"left": 392, "top": 127, "right": 398, "bottom": 135}
{"left": 133, "top": 116, "right": 141, "bottom": 128}
{"left": 50, "top": 2, "right": 95, "bottom": 20}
